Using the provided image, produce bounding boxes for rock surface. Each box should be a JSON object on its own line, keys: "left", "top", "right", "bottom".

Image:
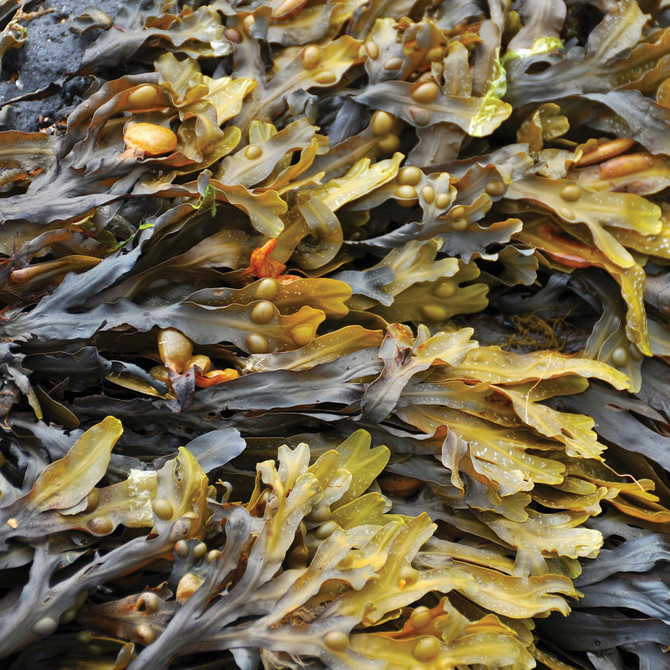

{"left": 0, "top": 0, "right": 123, "bottom": 131}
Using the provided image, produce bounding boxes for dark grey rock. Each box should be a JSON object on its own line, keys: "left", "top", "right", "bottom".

{"left": 0, "top": 0, "right": 124, "bottom": 131}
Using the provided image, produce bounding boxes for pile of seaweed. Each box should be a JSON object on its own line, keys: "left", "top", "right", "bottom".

{"left": 1, "top": 0, "right": 669, "bottom": 668}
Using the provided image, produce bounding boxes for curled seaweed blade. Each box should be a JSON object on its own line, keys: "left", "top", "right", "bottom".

{"left": 345, "top": 239, "right": 460, "bottom": 310}
{"left": 157, "top": 53, "right": 255, "bottom": 124}
{"left": 243, "top": 325, "right": 384, "bottom": 372}
{"left": 447, "top": 344, "right": 630, "bottom": 389}
{"left": 485, "top": 509, "right": 604, "bottom": 565}
{"left": 348, "top": 627, "right": 534, "bottom": 669}
{"left": 578, "top": 274, "right": 645, "bottom": 392}
{"left": 494, "top": 385, "right": 608, "bottom": 460}
{"left": 505, "top": 0, "right": 659, "bottom": 105}
{"left": 213, "top": 182, "right": 288, "bottom": 237}
{"left": 353, "top": 80, "right": 512, "bottom": 137}
{"left": 517, "top": 103, "right": 570, "bottom": 153}
{"left": 369, "top": 261, "right": 489, "bottom": 324}
{"left": 274, "top": 153, "right": 402, "bottom": 267}
{"left": 234, "top": 35, "right": 363, "bottom": 130}
{"left": 396, "top": 403, "right": 567, "bottom": 496}
{"left": 25, "top": 416, "right": 122, "bottom": 512}
{"left": 362, "top": 325, "right": 477, "bottom": 423}
{"left": 505, "top": 175, "right": 662, "bottom": 268}
{"left": 152, "top": 448, "right": 209, "bottom": 535}
{"left": 327, "top": 513, "right": 439, "bottom": 623}
{"left": 217, "top": 118, "right": 324, "bottom": 188}
{"left": 79, "top": 2, "right": 233, "bottom": 70}
{"left": 307, "top": 153, "right": 403, "bottom": 211}
{"left": 331, "top": 429, "right": 390, "bottom": 508}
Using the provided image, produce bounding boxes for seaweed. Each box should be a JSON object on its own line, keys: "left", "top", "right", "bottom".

{"left": 1, "top": 1, "right": 670, "bottom": 668}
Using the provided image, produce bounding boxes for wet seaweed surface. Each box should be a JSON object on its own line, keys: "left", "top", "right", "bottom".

{"left": 1, "top": 0, "right": 670, "bottom": 668}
